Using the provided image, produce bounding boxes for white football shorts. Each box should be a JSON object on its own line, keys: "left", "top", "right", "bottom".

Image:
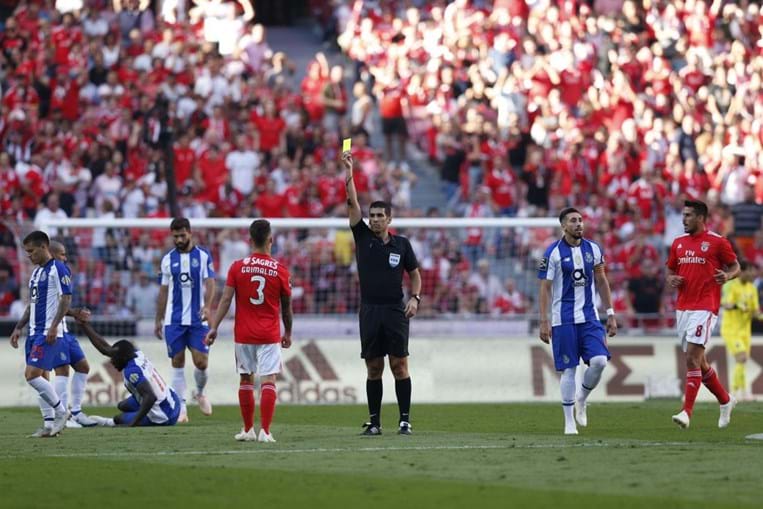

{"left": 676, "top": 310, "right": 718, "bottom": 352}
{"left": 234, "top": 343, "right": 282, "bottom": 376}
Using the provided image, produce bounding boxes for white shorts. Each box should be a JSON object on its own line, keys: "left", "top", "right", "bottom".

{"left": 234, "top": 343, "right": 282, "bottom": 376}
{"left": 676, "top": 310, "right": 718, "bottom": 352}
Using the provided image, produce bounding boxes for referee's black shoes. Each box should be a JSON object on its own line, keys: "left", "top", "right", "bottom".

{"left": 360, "top": 422, "right": 382, "bottom": 436}
{"left": 398, "top": 421, "right": 412, "bottom": 435}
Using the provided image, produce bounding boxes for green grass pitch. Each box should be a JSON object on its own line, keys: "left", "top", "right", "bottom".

{"left": 1, "top": 402, "right": 762, "bottom": 509}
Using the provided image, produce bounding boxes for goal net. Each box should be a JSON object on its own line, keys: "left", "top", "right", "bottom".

{"left": 9, "top": 216, "right": 562, "bottom": 338}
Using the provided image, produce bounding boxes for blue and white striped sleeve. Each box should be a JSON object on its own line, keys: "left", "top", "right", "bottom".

{"left": 591, "top": 241, "right": 605, "bottom": 266}
{"left": 537, "top": 242, "right": 558, "bottom": 281}
{"left": 160, "top": 253, "right": 171, "bottom": 286}
{"left": 54, "top": 261, "right": 72, "bottom": 295}
{"left": 201, "top": 248, "right": 216, "bottom": 280}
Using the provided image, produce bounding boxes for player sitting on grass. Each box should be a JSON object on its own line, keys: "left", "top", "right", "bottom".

{"left": 76, "top": 319, "right": 182, "bottom": 427}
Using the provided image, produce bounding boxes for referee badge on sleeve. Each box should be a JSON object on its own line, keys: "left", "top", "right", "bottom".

{"left": 389, "top": 253, "right": 401, "bottom": 267}
{"left": 538, "top": 257, "right": 548, "bottom": 271}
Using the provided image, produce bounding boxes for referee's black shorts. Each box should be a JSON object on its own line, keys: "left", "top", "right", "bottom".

{"left": 359, "top": 303, "right": 409, "bottom": 359}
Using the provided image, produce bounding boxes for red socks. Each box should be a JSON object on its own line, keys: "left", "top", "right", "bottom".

{"left": 702, "top": 367, "right": 730, "bottom": 405}
{"left": 238, "top": 383, "right": 255, "bottom": 432}
{"left": 260, "top": 382, "right": 277, "bottom": 434}
{"left": 239, "top": 381, "right": 278, "bottom": 434}
{"left": 682, "top": 369, "right": 702, "bottom": 417}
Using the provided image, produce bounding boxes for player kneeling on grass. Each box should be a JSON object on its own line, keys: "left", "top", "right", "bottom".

{"left": 77, "top": 319, "right": 181, "bottom": 427}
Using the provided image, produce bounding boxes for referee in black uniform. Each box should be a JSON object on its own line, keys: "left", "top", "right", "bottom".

{"left": 342, "top": 151, "right": 422, "bottom": 436}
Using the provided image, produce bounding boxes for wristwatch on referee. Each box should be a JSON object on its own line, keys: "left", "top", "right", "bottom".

{"left": 412, "top": 294, "right": 421, "bottom": 303}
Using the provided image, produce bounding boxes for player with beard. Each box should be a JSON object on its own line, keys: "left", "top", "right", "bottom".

{"left": 538, "top": 208, "right": 618, "bottom": 435}
{"left": 155, "top": 218, "right": 217, "bottom": 422}
{"left": 342, "top": 151, "right": 421, "bottom": 436}
{"left": 667, "top": 200, "right": 740, "bottom": 429}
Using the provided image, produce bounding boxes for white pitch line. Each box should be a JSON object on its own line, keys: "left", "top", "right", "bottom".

{"left": 0, "top": 441, "right": 692, "bottom": 460}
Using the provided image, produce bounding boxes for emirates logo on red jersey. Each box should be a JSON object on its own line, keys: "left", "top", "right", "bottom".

{"left": 678, "top": 253, "right": 706, "bottom": 265}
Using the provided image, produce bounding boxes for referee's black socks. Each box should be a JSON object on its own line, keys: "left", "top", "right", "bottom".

{"left": 366, "top": 379, "right": 383, "bottom": 426}
{"left": 395, "top": 377, "right": 412, "bottom": 424}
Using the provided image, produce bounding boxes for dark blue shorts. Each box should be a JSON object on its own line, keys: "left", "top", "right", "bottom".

{"left": 551, "top": 321, "right": 610, "bottom": 371}
{"left": 164, "top": 324, "right": 210, "bottom": 358}
{"left": 52, "top": 333, "right": 86, "bottom": 368}
{"left": 119, "top": 391, "right": 181, "bottom": 426}
{"left": 26, "top": 334, "right": 69, "bottom": 371}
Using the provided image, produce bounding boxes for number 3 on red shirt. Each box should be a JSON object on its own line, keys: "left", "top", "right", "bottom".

{"left": 250, "top": 275, "right": 266, "bottom": 305}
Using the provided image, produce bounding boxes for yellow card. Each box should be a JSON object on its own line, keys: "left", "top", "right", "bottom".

{"left": 342, "top": 138, "right": 352, "bottom": 152}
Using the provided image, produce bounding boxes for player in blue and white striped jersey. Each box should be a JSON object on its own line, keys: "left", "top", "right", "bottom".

{"left": 77, "top": 320, "right": 181, "bottom": 427}
{"left": 154, "top": 218, "right": 216, "bottom": 421}
{"left": 537, "top": 208, "right": 618, "bottom": 435}
{"left": 48, "top": 241, "right": 98, "bottom": 429}
{"left": 9, "top": 231, "right": 69, "bottom": 437}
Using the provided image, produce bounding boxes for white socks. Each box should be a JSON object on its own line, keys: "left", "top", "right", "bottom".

{"left": 39, "top": 395, "right": 55, "bottom": 427}
{"left": 194, "top": 368, "right": 208, "bottom": 396}
{"left": 55, "top": 375, "right": 69, "bottom": 413}
{"left": 70, "top": 372, "right": 88, "bottom": 414}
{"left": 172, "top": 367, "right": 187, "bottom": 408}
{"left": 560, "top": 367, "right": 577, "bottom": 429}
{"left": 578, "top": 355, "right": 608, "bottom": 403}
{"left": 28, "top": 376, "right": 64, "bottom": 415}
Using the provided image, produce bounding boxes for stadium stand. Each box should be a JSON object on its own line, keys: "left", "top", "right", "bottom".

{"left": 0, "top": 1, "right": 761, "bottom": 324}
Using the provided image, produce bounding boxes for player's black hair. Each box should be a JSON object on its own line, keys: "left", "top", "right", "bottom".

{"left": 739, "top": 260, "right": 752, "bottom": 271}
{"left": 22, "top": 230, "right": 50, "bottom": 247}
{"left": 369, "top": 200, "right": 392, "bottom": 217}
{"left": 249, "top": 219, "right": 272, "bottom": 248}
{"left": 558, "top": 207, "right": 581, "bottom": 224}
{"left": 170, "top": 217, "right": 191, "bottom": 231}
{"left": 111, "top": 340, "right": 137, "bottom": 371}
{"left": 684, "top": 200, "right": 709, "bottom": 220}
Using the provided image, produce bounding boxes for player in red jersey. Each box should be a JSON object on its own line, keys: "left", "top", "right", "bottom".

{"left": 666, "top": 200, "right": 740, "bottom": 429}
{"left": 205, "top": 219, "right": 293, "bottom": 442}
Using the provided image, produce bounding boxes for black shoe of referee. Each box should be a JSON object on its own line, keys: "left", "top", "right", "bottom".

{"left": 361, "top": 422, "right": 382, "bottom": 436}
{"left": 398, "top": 421, "right": 412, "bottom": 435}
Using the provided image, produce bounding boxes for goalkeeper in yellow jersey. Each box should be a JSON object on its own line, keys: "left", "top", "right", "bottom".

{"left": 721, "top": 261, "right": 762, "bottom": 400}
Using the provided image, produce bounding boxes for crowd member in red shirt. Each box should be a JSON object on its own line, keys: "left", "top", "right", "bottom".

{"left": 282, "top": 169, "right": 309, "bottom": 217}
{"left": 195, "top": 144, "right": 226, "bottom": 204}
{"left": 254, "top": 179, "right": 285, "bottom": 218}
{"left": 316, "top": 159, "right": 344, "bottom": 213}
{"left": 666, "top": 200, "right": 740, "bottom": 430}
{"left": 205, "top": 219, "right": 293, "bottom": 443}
{"left": 212, "top": 177, "right": 246, "bottom": 217}
{"left": 252, "top": 100, "right": 286, "bottom": 160}
{"left": 0, "top": 152, "right": 19, "bottom": 214}
{"left": 624, "top": 231, "right": 659, "bottom": 278}
{"left": 377, "top": 72, "right": 408, "bottom": 167}
{"left": 300, "top": 59, "right": 327, "bottom": 123}
{"left": 172, "top": 132, "right": 196, "bottom": 187}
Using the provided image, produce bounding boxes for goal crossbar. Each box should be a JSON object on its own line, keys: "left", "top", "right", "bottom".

{"left": 37, "top": 217, "right": 560, "bottom": 230}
